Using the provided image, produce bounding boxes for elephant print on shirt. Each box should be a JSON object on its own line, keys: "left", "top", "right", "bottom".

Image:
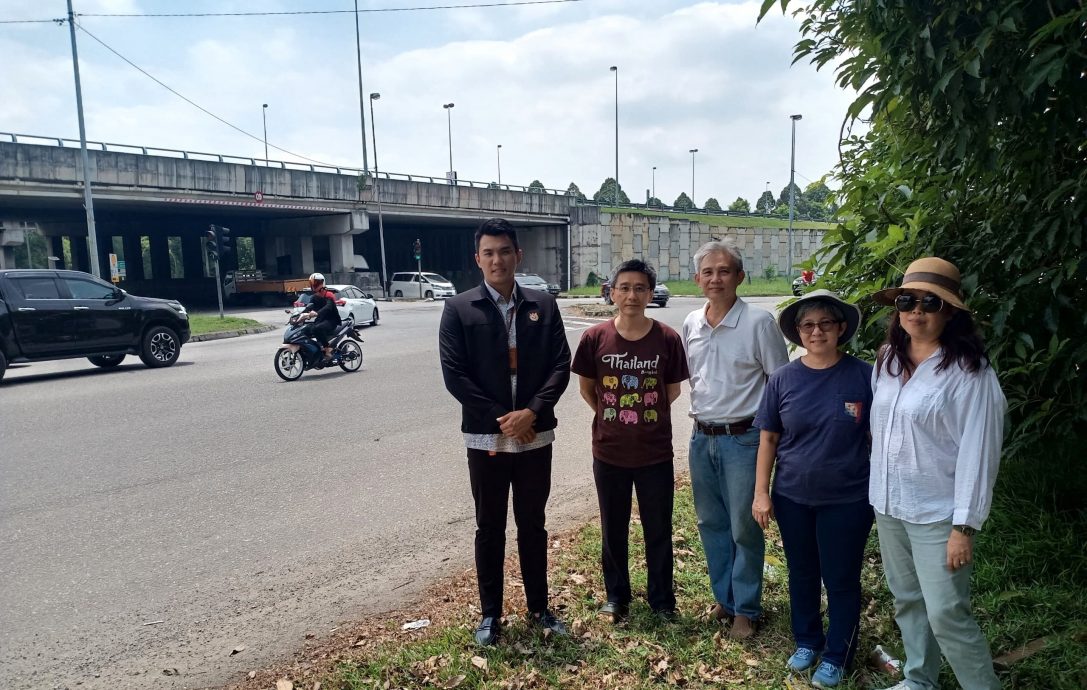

{"left": 643, "top": 376, "right": 658, "bottom": 389}
{"left": 602, "top": 391, "right": 618, "bottom": 406}
{"left": 602, "top": 376, "right": 619, "bottom": 390}
{"left": 603, "top": 407, "right": 617, "bottom": 421}
{"left": 619, "top": 393, "right": 642, "bottom": 408}
{"left": 643, "top": 391, "right": 659, "bottom": 406}
{"left": 619, "top": 409, "right": 639, "bottom": 424}
{"left": 621, "top": 374, "right": 639, "bottom": 389}
{"left": 643, "top": 409, "right": 658, "bottom": 423}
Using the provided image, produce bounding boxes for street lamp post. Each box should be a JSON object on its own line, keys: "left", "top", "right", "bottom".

{"left": 497, "top": 144, "right": 502, "bottom": 185}
{"left": 787, "top": 114, "right": 803, "bottom": 280}
{"left": 652, "top": 166, "right": 656, "bottom": 203}
{"left": 443, "top": 103, "right": 455, "bottom": 184}
{"left": 353, "top": 0, "right": 369, "bottom": 173}
{"left": 610, "top": 66, "right": 618, "bottom": 205}
{"left": 689, "top": 149, "right": 698, "bottom": 206}
{"left": 763, "top": 181, "right": 771, "bottom": 213}
{"left": 261, "top": 103, "right": 269, "bottom": 164}
{"left": 369, "top": 93, "right": 389, "bottom": 299}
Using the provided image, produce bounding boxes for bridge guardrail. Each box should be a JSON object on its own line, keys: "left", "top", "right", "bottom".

{"left": 0, "top": 131, "right": 572, "bottom": 197}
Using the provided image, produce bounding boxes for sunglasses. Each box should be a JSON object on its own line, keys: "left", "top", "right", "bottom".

{"left": 797, "top": 318, "right": 842, "bottom": 335}
{"left": 894, "top": 293, "right": 944, "bottom": 313}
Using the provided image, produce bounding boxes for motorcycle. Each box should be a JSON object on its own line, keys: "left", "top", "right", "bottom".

{"left": 274, "top": 314, "right": 364, "bottom": 381}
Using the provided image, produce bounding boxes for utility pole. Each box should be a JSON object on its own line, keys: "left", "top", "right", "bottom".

{"left": 497, "top": 144, "right": 502, "bottom": 185}
{"left": 788, "top": 114, "right": 803, "bottom": 280}
{"left": 66, "top": 0, "right": 101, "bottom": 278}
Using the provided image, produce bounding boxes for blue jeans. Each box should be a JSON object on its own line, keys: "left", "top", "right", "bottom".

{"left": 688, "top": 425, "right": 764, "bottom": 619}
{"left": 773, "top": 493, "right": 873, "bottom": 668}
{"left": 875, "top": 513, "right": 1001, "bottom": 690}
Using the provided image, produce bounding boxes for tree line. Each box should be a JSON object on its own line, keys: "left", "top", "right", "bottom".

{"left": 520, "top": 177, "right": 839, "bottom": 220}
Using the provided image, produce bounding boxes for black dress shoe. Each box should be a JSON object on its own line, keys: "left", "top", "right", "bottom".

{"left": 598, "top": 601, "right": 629, "bottom": 623}
{"left": 528, "top": 609, "right": 568, "bottom": 636}
{"left": 652, "top": 608, "right": 678, "bottom": 623}
{"left": 474, "top": 616, "right": 501, "bottom": 646}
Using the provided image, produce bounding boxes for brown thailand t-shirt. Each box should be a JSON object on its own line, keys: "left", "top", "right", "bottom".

{"left": 571, "top": 319, "right": 690, "bottom": 468}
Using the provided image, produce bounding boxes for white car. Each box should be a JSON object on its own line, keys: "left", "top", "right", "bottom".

{"left": 289, "top": 284, "right": 379, "bottom": 326}
{"left": 388, "top": 271, "right": 457, "bottom": 299}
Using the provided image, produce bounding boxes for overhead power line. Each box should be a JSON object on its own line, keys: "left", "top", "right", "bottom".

{"left": 75, "top": 23, "right": 343, "bottom": 169}
{"left": 80, "top": 0, "right": 583, "bottom": 19}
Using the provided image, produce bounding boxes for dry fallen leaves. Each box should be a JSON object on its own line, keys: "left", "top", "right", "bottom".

{"left": 229, "top": 644, "right": 246, "bottom": 656}
{"left": 470, "top": 655, "right": 489, "bottom": 671}
{"left": 275, "top": 679, "right": 294, "bottom": 690}
{"left": 439, "top": 674, "right": 467, "bottom": 689}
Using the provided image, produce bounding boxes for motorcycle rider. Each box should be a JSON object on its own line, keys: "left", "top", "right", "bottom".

{"left": 297, "top": 273, "right": 341, "bottom": 364}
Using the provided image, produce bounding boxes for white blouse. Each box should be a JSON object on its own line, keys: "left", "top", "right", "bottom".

{"left": 869, "top": 348, "right": 1006, "bottom": 530}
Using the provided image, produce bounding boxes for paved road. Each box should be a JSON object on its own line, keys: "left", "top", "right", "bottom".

{"left": 0, "top": 295, "right": 787, "bottom": 689}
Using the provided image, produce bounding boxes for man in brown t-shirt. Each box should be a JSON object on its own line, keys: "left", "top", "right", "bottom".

{"left": 571, "top": 259, "right": 689, "bottom": 621}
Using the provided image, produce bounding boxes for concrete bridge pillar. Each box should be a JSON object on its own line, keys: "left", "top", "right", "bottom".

{"left": 123, "top": 234, "right": 144, "bottom": 281}
{"left": 71, "top": 236, "right": 90, "bottom": 273}
{"left": 182, "top": 234, "right": 205, "bottom": 279}
{"left": 150, "top": 234, "right": 171, "bottom": 280}
{"left": 329, "top": 234, "right": 353, "bottom": 273}
{"left": 50, "top": 236, "right": 67, "bottom": 269}
{"left": 299, "top": 236, "right": 314, "bottom": 275}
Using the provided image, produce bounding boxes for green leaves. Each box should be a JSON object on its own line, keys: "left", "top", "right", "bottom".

{"left": 779, "top": 0, "right": 1087, "bottom": 468}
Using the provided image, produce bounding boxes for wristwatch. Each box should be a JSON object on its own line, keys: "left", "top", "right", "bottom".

{"left": 952, "top": 524, "right": 977, "bottom": 536}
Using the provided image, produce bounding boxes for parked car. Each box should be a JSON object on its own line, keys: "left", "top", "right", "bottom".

{"left": 388, "top": 271, "right": 456, "bottom": 299}
{"left": 601, "top": 280, "right": 670, "bottom": 307}
{"left": 289, "top": 284, "right": 379, "bottom": 326}
{"left": 0, "top": 269, "right": 190, "bottom": 382}
{"left": 514, "top": 273, "right": 560, "bottom": 296}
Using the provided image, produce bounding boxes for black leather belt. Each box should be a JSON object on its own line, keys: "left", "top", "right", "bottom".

{"left": 696, "top": 418, "right": 755, "bottom": 436}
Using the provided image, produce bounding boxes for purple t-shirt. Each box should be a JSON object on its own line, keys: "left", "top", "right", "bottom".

{"left": 571, "top": 320, "right": 689, "bottom": 468}
{"left": 754, "top": 354, "right": 873, "bottom": 506}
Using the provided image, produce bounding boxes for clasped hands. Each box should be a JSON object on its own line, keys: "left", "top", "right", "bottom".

{"left": 497, "top": 409, "right": 537, "bottom": 444}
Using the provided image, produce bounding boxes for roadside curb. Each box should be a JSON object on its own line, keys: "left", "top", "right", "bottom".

{"left": 189, "top": 324, "right": 277, "bottom": 342}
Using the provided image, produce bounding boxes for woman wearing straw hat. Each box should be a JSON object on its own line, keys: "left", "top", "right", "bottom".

{"left": 868, "top": 257, "right": 1005, "bottom": 690}
{"left": 751, "top": 289, "right": 874, "bottom": 688}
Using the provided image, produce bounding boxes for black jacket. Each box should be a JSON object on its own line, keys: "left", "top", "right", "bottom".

{"left": 439, "top": 282, "right": 571, "bottom": 435}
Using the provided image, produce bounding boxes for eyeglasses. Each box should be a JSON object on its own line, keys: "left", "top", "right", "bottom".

{"left": 797, "top": 319, "right": 842, "bottom": 334}
{"left": 613, "top": 285, "right": 649, "bottom": 295}
{"left": 894, "top": 293, "right": 944, "bottom": 313}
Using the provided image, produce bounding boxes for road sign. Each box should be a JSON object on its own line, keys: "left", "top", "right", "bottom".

{"left": 109, "top": 253, "right": 119, "bottom": 282}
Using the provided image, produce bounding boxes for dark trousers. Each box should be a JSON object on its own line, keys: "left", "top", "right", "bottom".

{"left": 592, "top": 458, "right": 676, "bottom": 612}
{"left": 467, "top": 445, "right": 553, "bottom": 618}
{"left": 773, "top": 493, "right": 874, "bottom": 668}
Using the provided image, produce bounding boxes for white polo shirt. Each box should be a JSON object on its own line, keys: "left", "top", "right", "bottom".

{"left": 682, "top": 298, "right": 789, "bottom": 424}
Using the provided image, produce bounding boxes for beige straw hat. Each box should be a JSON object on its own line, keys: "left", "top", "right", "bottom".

{"left": 871, "top": 257, "right": 969, "bottom": 312}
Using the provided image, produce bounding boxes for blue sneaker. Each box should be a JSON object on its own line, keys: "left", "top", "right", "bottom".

{"left": 786, "top": 647, "right": 819, "bottom": 673}
{"left": 812, "top": 661, "right": 844, "bottom": 688}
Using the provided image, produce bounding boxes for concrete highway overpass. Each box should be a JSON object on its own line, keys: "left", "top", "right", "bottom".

{"left": 0, "top": 134, "right": 574, "bottom": 305}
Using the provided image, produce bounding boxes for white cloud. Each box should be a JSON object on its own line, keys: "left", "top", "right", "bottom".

{"left": 0, "top": 0, "right": 855, "bottom": 205}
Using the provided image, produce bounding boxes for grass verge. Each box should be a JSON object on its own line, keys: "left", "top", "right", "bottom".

{"left": 188, "top": 314, "right": 263, "bottom": 336}
{"left": 599, "top": 207, "right": 835, "bottom": 231}
{"left": 230, "top": 465, "right": 1085, "bottom": 690}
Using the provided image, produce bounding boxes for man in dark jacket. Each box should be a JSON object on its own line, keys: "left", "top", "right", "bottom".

{"left": 438, "top": 218, "right": 571, "bottom": 647}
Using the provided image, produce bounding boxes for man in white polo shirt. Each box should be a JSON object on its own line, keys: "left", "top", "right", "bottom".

{"left": 682, "top": 239, "right": 789, "bottom": 639}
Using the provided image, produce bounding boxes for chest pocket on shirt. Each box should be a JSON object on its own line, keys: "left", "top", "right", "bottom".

{"left": 835, "top": 394, "right": 867, "bottom": 425}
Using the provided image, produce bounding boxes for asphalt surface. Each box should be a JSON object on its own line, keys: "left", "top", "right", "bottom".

{"left": 0, "top": 295, "right": 787, "bottom": 689}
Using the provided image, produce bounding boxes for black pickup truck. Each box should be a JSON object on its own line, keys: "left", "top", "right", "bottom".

{"left": 0, "top": 269, "right": 190, "bottom": 382}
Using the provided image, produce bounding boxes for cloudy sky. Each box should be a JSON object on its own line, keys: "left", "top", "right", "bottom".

{"left": 1, "top": 0, "right": 854, "bottom": 207}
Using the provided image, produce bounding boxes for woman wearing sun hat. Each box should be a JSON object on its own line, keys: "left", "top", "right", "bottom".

{"left": 868, "top": 257, "right": 1005, "bottom": 690}
{"left": 751, "top": 289, "right": 874, "bottom": 688}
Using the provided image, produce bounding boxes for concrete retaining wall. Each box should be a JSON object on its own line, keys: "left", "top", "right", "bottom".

{"left": 570, "top": 208, "right": 825, "bottom": 286}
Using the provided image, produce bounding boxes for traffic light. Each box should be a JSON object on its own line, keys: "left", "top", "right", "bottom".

{"left": 205, "top": 226, "right": 218, "bottom": 259}
{"left": 219, "top": 226, "right": 233, "bottom": 256}
{"left": 413, "top": 238, "right": 421, "bottom": 260}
